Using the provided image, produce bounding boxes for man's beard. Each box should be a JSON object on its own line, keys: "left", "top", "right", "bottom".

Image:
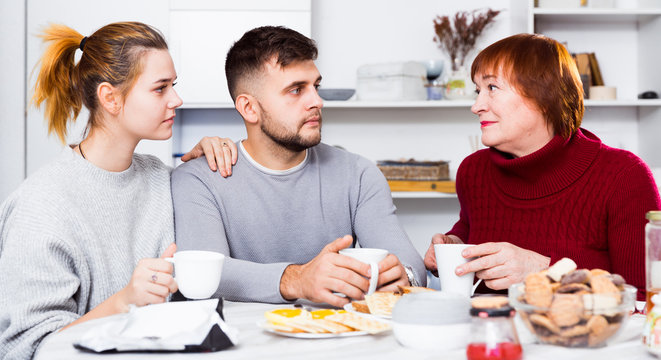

{"left": 260, "top": 109, "right": 322, "bottom": 152}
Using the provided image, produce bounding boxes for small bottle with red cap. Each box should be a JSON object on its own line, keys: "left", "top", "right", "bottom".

{"left": 466, "top": 296, "right": 522, "bottom": 360}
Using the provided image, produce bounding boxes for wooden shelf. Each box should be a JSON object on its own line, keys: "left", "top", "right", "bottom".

{"left": 387, "top": 180, "right": 455, "bottom": 193}
{"left": 533, "top": 8, "right": 661, "bottom": 22}
{"left": 391, "top": 191, "right": 457, "bottom": 199}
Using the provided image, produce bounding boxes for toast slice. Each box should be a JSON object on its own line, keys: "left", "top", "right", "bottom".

{"left": 351, "top": 300, "right": 370, "bottom": 314}
{"left": 364, "top": 291, "right": 400, "bottom": 317}
{"left": 326, "top": 312, "right": 391, "bottom": 334}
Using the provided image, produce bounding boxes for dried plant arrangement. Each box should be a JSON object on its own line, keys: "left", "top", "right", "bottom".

{"left": 433, "top": 8, "right": 501, "bottom": 70}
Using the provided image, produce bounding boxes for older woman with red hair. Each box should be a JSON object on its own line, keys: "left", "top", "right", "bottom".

{"left": 424, "top": 33, "right": 660, "bottom": 299}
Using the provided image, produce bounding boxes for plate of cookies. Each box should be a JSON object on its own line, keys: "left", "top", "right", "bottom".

{"left": 259, "top": 307, "right": 391, "bottom": 338}
{"left": 344, "top": 286, "right": 436, "bottom": 320}
{"left": 509, "top": 257, "right": 637, "bottom": 348}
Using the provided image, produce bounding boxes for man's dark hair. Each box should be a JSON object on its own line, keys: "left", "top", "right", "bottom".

{"left": 225, "top": 26, "right": 318, "bottom": 101}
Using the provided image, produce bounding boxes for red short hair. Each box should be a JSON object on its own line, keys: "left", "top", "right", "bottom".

{"left": 471, "top": 33, "right": 584, "bottom": 139}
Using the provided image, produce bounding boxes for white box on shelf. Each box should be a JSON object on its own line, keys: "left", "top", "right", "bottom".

{"left": 589, "top": 0, "right": 615, "bottom": 7}
{"left": 537, "top": 0, "right": 583, "bottom": 8}
{"left": 356, "top": 61, "right": 427, "bottom": 101}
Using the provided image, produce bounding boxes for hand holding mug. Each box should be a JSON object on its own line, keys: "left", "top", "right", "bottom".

{"left": 118, "top": 243, "right": 178, "bottom": 309}
{"left": 339, "top": 248, "right": 389, "bottom": 295}
{"left": 424, "top": 233, "right": 464, "bottom": 276}
{"left": 279, "top": 235, "right": 371, "bottom": 307}
{"left": 455, "top": 242, "right": 550, "bottom": 290}
{"left": 434, "top": 243, "right": 481, "bottom": 297}
{"left": 374, "top": 254, "right": 410, "bottom": 292}
{"left": 164, "top": 250, "right": 225, "bottom": 299}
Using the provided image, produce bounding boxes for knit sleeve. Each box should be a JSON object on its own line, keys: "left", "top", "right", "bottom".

{"left": 171, "top": 161, "right": 292, "bottom": 303}
{"left": 447, "top": 156, "right": 471, "bottom": 242}
{"left": 606, "top": 158, "right": 661, "bottom": 300}
{"left": 0, "top": 200, "right": 83, "bottom": 359}
{"left": 350, "top": 158, "right": 426, "bottom": 287}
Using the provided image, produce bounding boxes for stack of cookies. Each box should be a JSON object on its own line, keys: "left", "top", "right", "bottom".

{"left": 511, "top": 257, "right": 636, "bottom": 347}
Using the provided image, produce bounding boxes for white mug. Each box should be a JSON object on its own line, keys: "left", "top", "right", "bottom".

{"left": 165, "top": 250, "right": 225, "bottom": 300}
{"left": 339, "top": 248, "right": 388, "bottom": 295}
{"left": 434, "top": 244, "right": 481, "bottom": 297}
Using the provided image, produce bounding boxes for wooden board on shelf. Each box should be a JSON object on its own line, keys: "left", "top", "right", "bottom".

{"left": 387, "top": 180, "right": 455, "bottom": 193}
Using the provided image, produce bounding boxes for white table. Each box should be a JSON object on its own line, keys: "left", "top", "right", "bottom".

{"left": 35, "top": 301, "right": 656, "bottom": 360}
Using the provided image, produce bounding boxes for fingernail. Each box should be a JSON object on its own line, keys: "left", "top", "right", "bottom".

{"left": 455, "top": 267, "right": 463, "bottom": 275}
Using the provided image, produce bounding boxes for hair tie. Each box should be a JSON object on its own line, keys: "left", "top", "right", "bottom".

{"left": 79, "top": 36, "right": 88, "bottom": 51}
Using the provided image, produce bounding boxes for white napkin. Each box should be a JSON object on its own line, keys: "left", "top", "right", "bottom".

{"left": 74, "top": 299, "right": 238, "bottom": 352}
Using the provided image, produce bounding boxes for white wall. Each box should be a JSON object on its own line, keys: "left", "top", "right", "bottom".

{"left": 0, "top": 0, "right": 26, "bottom": 202}
{"left": 23, "top": 0, "right": 171, "bottom": 177}
{"left": 312, "top": 0, "right": 526, "bottom": 88}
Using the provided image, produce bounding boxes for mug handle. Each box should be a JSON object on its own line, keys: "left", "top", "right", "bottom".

{"left": 367, "top": 262, "right": 379, "bottom": 295}
{"left": 164, "top": 257, "right": 177, "bottom": 283}
{"left": 471, "top": 279, "right": 482, "bottom": 296}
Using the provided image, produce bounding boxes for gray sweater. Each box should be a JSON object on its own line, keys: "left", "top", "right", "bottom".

{"left": 171, "top": 142, "right": 426, "bottom": 303}
{"left": 0, "top": 148, "right": 173, "bottom": 359}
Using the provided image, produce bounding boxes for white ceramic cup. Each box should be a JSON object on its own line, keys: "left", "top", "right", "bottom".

{"left": 339, "top": 248, "right": 388, "bottom": 295}
{"left": 434, "top": 244, "right": 481, "bottom": 297}
{"left": 165, "top": 250, "right": 225, "bottom": 300}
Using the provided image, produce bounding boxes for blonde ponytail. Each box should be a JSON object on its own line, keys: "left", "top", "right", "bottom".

{"left": 32, "top": 24, "right": 84, "bottom": 144}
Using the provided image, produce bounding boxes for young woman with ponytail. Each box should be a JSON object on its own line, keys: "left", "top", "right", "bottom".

{"left": 0, "top": 22, "right": 236, "bottom": 358}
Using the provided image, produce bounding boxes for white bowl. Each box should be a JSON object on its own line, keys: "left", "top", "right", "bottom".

{"left": 391, "top": 291, "right": 471, "bottom": 350}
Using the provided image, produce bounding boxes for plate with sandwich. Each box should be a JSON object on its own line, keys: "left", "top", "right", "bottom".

{"left": 344, "top": 286, "right": 436, "bottom": 320}
{"left": 259, "top": 308, "right": 390, "bottom": 338}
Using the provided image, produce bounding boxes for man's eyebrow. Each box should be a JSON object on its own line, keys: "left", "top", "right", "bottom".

{"left": 282, "top": 76, "right": 322, "bottom": 90}
{"left": 285, "top": 80, "right": 307, "bottom": 89}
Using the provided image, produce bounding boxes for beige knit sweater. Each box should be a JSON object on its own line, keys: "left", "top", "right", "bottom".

{"left": 0, "top": 148, "right": 172, "bottom": 359}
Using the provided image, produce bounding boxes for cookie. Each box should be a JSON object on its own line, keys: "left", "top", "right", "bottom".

{"left": 471, "top": 295, "right": 509, "bottom": 309}
{"left": 560, "top": 324, "right": 590, "bottom": 337}
{"left": 556, "top": 283, "right": 591, "bottom": 294}
{"left": 586, "top": 315, "right": 609, "bottom": 336}
{"left": 590, "top": 269, "right": 610, "bottom": 277}
{"left": 583, "top": 293, "right": 619, "bottom": 317}
{"left": 590, "top": 275, "right": 622, "bottom": 303}
{"left": 561, "top": 269, "right": 591, "bottom": 285}
{"left": 524, "top": 272, "right": 553, "bottom": 308}
{"left": 608, "top": 274, "right": 626, "bottom": 287}
{"left": 547, "top": 258, "right": 577, "bottom": 282}
{"left": 549, "top": 294, "right": 583, "bottom": 327}
{"left": 529, "top": 313, "right": 560, "bottom": 334}
{"left": 588, "top": 323, "right": 620, "bottom": 347}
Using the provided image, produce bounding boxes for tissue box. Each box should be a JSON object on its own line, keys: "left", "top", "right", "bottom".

{"left": 356, "top": 62, "right": 427, "bottom": 101}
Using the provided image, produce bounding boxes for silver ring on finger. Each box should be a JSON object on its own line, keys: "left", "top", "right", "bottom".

{"left": 222, "top": 142, "right": 228, "bottom": 147}
{"left": 151, "top": 273, "right": 158, "bottom": 283}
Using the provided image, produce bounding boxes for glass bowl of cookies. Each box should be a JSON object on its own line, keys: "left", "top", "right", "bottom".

{"left": 508, "top": 258, "right": 637, "bottom": 348}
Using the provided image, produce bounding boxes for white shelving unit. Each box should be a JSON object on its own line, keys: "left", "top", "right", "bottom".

{"left": 529, "top": 0, "right": 661, "bottom": 168}
{"left": 180, "top": 99, "right": 661, "bottom": 110}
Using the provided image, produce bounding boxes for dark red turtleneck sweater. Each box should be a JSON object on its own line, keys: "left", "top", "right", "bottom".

{"left": 448, "top": 128, "right": 660, "bottom": 299}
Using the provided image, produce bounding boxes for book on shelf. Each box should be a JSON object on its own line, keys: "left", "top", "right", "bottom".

{"left": 588, "top": 52, "right": 604, "bottom": 86}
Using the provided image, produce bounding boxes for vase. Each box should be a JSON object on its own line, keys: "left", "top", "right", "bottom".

{"left": 444, "top": 59, "right": 476, "bottom": 100}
